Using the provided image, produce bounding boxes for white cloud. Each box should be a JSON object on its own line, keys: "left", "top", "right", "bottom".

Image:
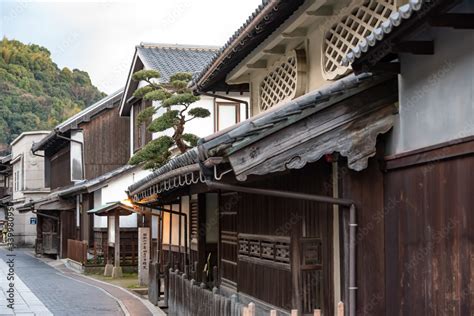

{"left": 1, "top": 0, "right": 261, "bottom": 94}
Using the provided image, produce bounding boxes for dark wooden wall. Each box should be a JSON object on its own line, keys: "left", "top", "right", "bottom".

{"left": 132, "top": 99, "right": 152, "bottom": 153}
{"left": 60, "top": 210, "right": 76, "bottom": 259}
{"left": 221, "top": 161, "right": 333, "bottom": 314}
{"left": 49, "top": 146, "right": 71, "bottom": 189}
{"left": 81, "top": 105, "right": 130, "bottom": 180}
{"left": 384, "top": 138, "right": 474, "bottom": 315}
{"left": 341, "top": 151, "right": 386, "bottom": 316}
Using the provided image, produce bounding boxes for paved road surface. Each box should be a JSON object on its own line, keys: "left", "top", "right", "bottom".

{"left": 0, "top": 248, "right": 123, "bottom": 316}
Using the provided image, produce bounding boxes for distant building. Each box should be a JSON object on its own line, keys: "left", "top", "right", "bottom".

{"left": 9, "top": 131, "right": 50, "bottom": 246}
{"left": 0, "top": 154, "right": 12, "bottom": 241}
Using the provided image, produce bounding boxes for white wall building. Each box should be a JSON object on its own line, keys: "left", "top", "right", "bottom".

{"left": 10, "top": 131, "right": 50, "bottom": 246}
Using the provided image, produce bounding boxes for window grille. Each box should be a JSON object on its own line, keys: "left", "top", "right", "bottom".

{"left": 322, "top": 0, "right": 396, "bottom": 79}
{"left": 259, "top": 49, "right": 306, "bottom": 112}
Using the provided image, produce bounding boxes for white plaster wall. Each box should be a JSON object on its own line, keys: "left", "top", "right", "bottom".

{"left": 94, "top": 167, "right": 150, "bottom": 228}
{"left": 387, "top": 4, "right": 474, "bottom": 155}
{"left": 11, "top": 132, "right": 49, "bottom": 246}
{"left": 152, "top": 96, "right": 214, "bottom": 140}
{"left": 161, "top": 196, "right": 189, "bottom": 246}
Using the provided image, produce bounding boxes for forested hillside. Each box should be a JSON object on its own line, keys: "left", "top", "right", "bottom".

{"left": 0, "top": 38, "right": 105, "bottom": 149}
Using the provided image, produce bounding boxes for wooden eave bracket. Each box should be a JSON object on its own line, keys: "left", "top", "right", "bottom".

{"left": 281, "top": 28, "right": 307, "bottom": 39}
{"left": 306, "top": 5, "right": 334, "bottom": 17}
{"left": 430, "top": 13, "right": 474, "bottom": 29}
{"left": 246, "top": 60, "right": 267, "bottom": 69}
{"left": 263, "top": 45, "right": 286, "bottom": 56}
{"left": 393, "top": 41, "right": 434, "bottom": 55}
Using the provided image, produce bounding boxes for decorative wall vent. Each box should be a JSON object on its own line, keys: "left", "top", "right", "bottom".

{"left": 322, "top": 0, "right": 396, "bottom": 80}
{"left": 238, "top": 233, "right": 291, "bottom": 270}
{"left": 259, "top": 49, "right": 307, "bottom": 112}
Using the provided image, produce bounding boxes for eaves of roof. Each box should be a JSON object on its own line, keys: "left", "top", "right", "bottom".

{"left": 341, "top": 0, "right": 457, "bottom": 71}
{"left": 128, "top": 72, "right": 397, "bottom": 198}
{"left": 193, "top": 0, "right": 306, "bottom": 92}
{"left": 32, "top": 89, "right": 124, "bottom": 153}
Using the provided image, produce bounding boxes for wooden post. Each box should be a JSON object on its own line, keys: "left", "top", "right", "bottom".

{"left": 270, "top": 310, "right": 278, "bottom": 316}
{"left": 314, "top": 309, "right": 321, "bottom": 316}
{"left": 138, "top": 227, "right": 151, "bottom": 286}
{"left": 112, "top": 210, "right": 122, "bottom": 278}
{"left": 337, "top": 301, "right": 344, "bottom": 316}
{"left": 291, "top": 309, "right": 299, "bottom": 316}
{"left": 248, "top": 302, "right": 255, "bottom": 316}
{"left": 114, "top": 210, "right": 120, "bottom": 267}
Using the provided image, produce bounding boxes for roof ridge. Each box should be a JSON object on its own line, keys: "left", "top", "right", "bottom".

{"left": 138, "top": 42, "right": 220, "bottom": 51}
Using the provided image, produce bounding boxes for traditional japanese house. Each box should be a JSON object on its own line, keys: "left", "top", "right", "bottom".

{"left": 127, "top": 0, "right": 473, "bottom": 315}
{"left": 119, "top": 43, "right": 250, "bottom": 284}
{"left": 28, "top": 89, "right": 132, "bottom": 258}
{"left": 119, "top": 42, "right": 248, "bottom": 158}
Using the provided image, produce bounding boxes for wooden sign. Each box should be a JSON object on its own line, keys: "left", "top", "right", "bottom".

{"left": 138, "top": 227, "right": 150, "bottom": 286}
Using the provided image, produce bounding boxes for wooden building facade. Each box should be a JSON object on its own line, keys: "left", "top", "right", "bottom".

{"left": 128, "top": 0, "right": 473, "bottom": 315}
{"left": 29, "top": 89, "right": 132, "bottom": 258}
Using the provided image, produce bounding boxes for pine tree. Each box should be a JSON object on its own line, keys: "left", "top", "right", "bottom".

{"left": 128, "top": 70, "right": 210, "bottom": 170}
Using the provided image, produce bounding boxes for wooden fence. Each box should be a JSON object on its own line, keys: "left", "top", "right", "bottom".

{"left": 67, "top": 239, "right": 88, "bottom": 264}
{"left": 168, "top": 269, "right": 345, "bottom": 316}
{"left": 168, "top": 269, "right": 245, "bottom": 316}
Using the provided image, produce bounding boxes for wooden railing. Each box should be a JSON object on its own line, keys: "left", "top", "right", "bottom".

{"left": 67, "top": 239, "right": 88, "bottom": 264}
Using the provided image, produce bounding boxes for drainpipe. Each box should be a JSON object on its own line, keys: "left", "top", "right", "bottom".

{"left": 349, "top": 204, "right": 357, "bottom": 316}
{"left": 205, "top": 180, "right": 357, "bottom": 316}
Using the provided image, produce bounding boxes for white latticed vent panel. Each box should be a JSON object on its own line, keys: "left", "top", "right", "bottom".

{"left": 259, "top": 49, "right": 306, "bottom": 112}
{"left": 323, "top": 0, "right": 396, "bottom": 80}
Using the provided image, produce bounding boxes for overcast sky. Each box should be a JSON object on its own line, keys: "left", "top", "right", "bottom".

{"left": 0, "top": 0, "right": 261, "bottom": 94}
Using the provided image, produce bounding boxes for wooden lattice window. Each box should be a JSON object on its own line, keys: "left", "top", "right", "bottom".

{"left": 190, "top": 198, "right": 199, "bottom": 243}
{"left": 259, "top": 49, "right": 307, "bottom": 112}
{"left": 322, "top": 0, "right": 396, "bottom": 80}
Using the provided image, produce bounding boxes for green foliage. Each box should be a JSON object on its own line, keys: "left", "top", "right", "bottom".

{"left": 188, "top": 107, "right": 210, "bottom": 118}
{"left": 142, "top": 89, "right": 171, "bottom": 102}
{"left": 161, "top": 93, "right": 200, "bottom": 107}
{"left": 132, "top": 85, "right": 154, "bottom": 99}
{"left": 0, "top": 37, "right": 105, "bottom": 146}
{"left": 169, "top": 72, "right": 193, "bottom": 82}
{"left": 128, "top": 136, "right": 173, "bottom": 170}
{"left": 182, "top": 133, "right": 199, "bottom": 147}
{"left": 129, "top": 70, "right": 210, "bottom": 170}
{"left": 131, "top": 69, "right": 161, "bottom": 82}
{"left": 147, "top": 110, "right": 179, "bottom": 133}
{"left": 135, "top": 106, "right": 156, "bottom": 126}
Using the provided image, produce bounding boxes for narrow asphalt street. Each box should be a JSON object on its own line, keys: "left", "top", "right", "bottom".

{"left": 0, "top": 248, "right": 124, "bottom": 315}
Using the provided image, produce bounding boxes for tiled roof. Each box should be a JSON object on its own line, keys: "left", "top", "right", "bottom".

{"left": 341, "top": 0, "right": 432, "bottom": 67}
{"left": 128, "top": 148, "right": 199, "bottom": 194}
{"left": 129, "top": 72, "right": 397, "bottom": 196}
{"left": 199, "top": 73, "right": 392, "bottom": 157}
{"left": 194, "top": 0, "right": 306, "bottom": 91}
{"left": 32, "top": 89, "right": 124, "bottom": 153}
{"left": 57, "top": 89, "right": 124, "bottom": 132}
{"left": 136, "top": 43, "right": 219, "bottom": 83}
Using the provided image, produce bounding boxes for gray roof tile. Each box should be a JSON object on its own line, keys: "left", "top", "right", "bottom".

{"left": 136, "top": 43, "right": 219, "bottom": 83}
{"left": 341, "top": 0, "right": 426, "bottom": 67}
